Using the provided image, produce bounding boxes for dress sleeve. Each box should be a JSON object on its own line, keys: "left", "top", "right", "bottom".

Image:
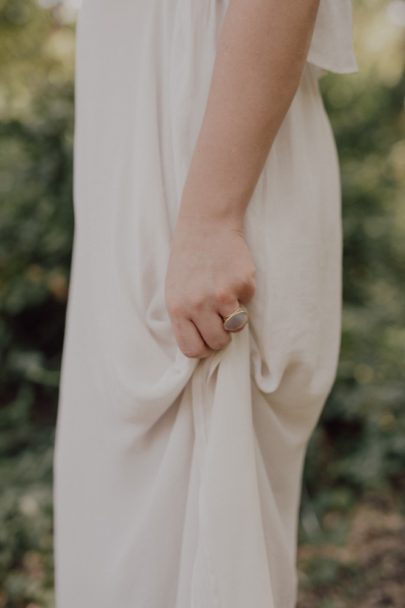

{"left": 306, "top": 0, "right": 359, "bottom": 75}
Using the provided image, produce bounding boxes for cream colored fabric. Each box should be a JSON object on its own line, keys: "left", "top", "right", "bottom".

{"left": 308, "top": 0, "right": 358, "bottom": 73}
{"left": 54, "top": 1, "right": 357, "bottom": 607}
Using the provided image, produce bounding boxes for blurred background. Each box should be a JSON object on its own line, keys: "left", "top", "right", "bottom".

{"left": 0, "top": 0, "right": 404, "bottom": 606}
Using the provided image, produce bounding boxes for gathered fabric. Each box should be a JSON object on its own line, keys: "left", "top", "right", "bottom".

{"left": 54, "top": 1, "right": 358, "bottom": 607}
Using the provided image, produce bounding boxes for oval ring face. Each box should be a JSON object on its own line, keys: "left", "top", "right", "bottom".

{"left": 223, "top": 310, "right": 249, "bottom": 332}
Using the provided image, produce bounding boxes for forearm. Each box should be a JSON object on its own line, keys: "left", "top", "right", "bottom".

{"left": 177, "top": 0, "right": 320, "bottom": 227}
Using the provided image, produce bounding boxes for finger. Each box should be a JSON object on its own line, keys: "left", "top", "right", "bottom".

{"left": 190, "top": 308, "right": 231, "bottom": 352}
{"left": 237, "top": 277, "right": 256, "bottom": 305}
{"left": 215, "top": 289, "right": 250, "bottom": 334}
{"left": 214, "top": 288, "right": 242, "bottom": 320}
{"left": 171, "top": 315, "right": 214, "bottom": 359}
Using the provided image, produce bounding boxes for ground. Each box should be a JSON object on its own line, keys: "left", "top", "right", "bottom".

{"left": 297, "top": 495, "right": 405, "bottom": 608}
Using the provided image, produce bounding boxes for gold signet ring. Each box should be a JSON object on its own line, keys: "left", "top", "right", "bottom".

{"left": 222, "top": 304, "right": 249, "bottom": 332}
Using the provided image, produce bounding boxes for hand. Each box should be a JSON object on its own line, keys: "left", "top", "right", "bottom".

{"left": 165, "top": 216, "right": 256, "bottom": 359}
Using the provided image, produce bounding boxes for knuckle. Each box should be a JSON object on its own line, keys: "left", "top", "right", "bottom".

{"left": 243, "top": 276, "right": 256, "bottom": 294}
{"left": 177, "top": 337, "right": 195, "bottom": 358}
{"left": 212, "top": 336, "right": 230, "bottom": 350}
{"left": 181, "top": 343, "right": 209, "bottom": 359}
{"left": 167, "top": 301, "right": 183, "bottom": 318}
{"left": 188, "top": 293, "right": 205, "bottom": 311}
{"left": 214, "top": 287, "right": 234, "bottom": 305}
{"left": 182, "top": 349, "right": 200, "bottom": 359}
{"left": 183, "top": 349, "right": 209, "bottom": 359}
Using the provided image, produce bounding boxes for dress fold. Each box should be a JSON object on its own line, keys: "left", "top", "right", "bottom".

{"left": 54, "top": 1, "right": 355, "bottom": 606}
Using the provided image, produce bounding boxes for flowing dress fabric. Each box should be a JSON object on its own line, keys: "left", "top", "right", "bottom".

{"left": 53, "top": 1, "right": 357, "bottom": 607}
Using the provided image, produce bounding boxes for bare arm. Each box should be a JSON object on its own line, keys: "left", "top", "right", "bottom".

{"left": 178, "top": 0, "right": 321, "bottom": 226}
{"left": 165, "top": 0, "right": 321, "bottom": 359}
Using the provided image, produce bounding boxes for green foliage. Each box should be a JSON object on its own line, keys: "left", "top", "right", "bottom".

{"left": 0, "top": 0, "right": 404, "bottom": 605}
{"left": 0, "top": 0, "right": 74, "bottom": 602}
{"left": 300, "top": 1, "right": 405, "bottom": 545}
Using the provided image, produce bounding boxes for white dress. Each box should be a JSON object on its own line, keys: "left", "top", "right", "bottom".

{"left": 53, "top": 1, "right": 358, "bottom": 607}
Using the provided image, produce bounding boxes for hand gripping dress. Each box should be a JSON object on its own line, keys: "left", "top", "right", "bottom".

{"left": 53, "top": 1, "right": 358, "bottom": 607}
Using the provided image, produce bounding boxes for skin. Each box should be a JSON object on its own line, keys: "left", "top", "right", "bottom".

{"left": 165, "top": 0, "right": 321, "bottom": 359}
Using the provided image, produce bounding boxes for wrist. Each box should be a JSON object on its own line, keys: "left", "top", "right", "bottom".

{"left": 176, "top": 192, "right": 247, "bottom": 233}
{"left": 176, "top": 207, "right": 245, "bottom": 235}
